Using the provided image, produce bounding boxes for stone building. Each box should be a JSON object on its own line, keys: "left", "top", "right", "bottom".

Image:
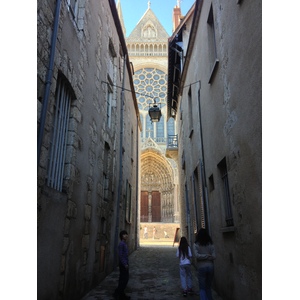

{"left": 123, "top": 1, "right": 180, "bottom": 225}
{"left": 37, "top": 0, "right": 141, "bottom": 299}
{"left": 168, "top": 0, "right": 262, "bottom": 299}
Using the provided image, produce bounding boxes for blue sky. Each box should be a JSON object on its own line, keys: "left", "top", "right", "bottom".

{"left": 118, "top": 0, "right": 195, "bottom": 36}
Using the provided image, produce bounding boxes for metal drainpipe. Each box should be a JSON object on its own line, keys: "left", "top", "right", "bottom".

{"left": 135, "top": 115, "right": 139, "bottom": 250}
{"left": 185, "top": 183, "right": 191, "bottom": 245}
{"left": 114, "top": 53, "right": 127, "bottom": 269}
{"left": 37, "top": 0, "right": 62, "bottom": 166}
{"left": 197, "top": 86, "right": 211, "bottom": 235}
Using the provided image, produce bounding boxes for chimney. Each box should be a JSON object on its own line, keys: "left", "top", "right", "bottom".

{"left": 172, "top": 2, "right": 182, "bottom": 32}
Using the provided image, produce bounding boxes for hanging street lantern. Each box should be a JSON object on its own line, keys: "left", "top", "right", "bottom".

{"left": 148, "top": 97, "right": 162, "bottom": 123}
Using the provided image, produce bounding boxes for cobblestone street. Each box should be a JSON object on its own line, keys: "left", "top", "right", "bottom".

{"left": 82, "top": 242, "right": 223, "bottom": 300}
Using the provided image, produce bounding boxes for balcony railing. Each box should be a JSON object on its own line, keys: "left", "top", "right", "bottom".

{"left": 167, "top": 135, "right": 178, "bottom": 148}
{"left": 128, "top": 51, "right": 167, "bottom": 56}
{"left": 141, "top": 135, "right": 178, "bottom": 148}
{"left": 141, "top": 137, "right": 166, "bottom": 144}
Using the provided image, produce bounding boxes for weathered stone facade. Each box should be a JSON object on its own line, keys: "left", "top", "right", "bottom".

{"left": 37, "top": 1, "right": 140, "bottom": 299}
{"left": 168, "top": 0, "right": 262, "bottom": 299}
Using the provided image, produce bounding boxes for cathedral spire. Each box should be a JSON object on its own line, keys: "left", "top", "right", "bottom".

{"left": 148, "top": 1, "right": 151, "bottom": 9}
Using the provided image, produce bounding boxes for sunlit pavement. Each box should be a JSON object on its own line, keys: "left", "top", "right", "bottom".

{"left": 82, "top": 239, "right": 223, "bottom": 300}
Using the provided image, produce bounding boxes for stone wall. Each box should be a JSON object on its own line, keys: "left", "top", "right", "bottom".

{"left": 173, "top": 0, "right": 262, "bottom": 299}
{"left": 37, "top": 1, "right": 140, "bottom": 299}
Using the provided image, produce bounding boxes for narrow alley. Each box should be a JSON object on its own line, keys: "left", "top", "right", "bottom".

{"left": 37, "top": 0, "right": 262, "bottom": 299}
{"left": 81, "top": 242, "right": 223, "bottom": 300}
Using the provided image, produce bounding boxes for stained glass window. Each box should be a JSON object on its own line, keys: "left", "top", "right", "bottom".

{"left": 133, "top": 68, "right": 175, "bottom": 141}
{"left": 133, "top": 68, "right": 167, "bottom": 111}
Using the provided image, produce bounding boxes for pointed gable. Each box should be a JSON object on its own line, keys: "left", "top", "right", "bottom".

{"left": 127, "top": 7, "right": 169, "bottom": 42}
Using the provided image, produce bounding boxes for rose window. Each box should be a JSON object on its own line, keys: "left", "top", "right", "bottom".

{"left": 133, "top": 68, "right": 167, "bottom": 111}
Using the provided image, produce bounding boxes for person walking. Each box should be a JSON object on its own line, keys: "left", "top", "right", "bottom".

{"left": 113, "top": 230, "right": 131, "bottom": 300}
{"left": 143, "top": 226, "right": 148, "bottom": 239}
{"left": 176, "top": 236, "right": 194, "bottom": 297}
{"left": 193, "top": 228, "right": 216, "bottom": 300}
{"left": 152, "top": 226, "right": 157, "bottom": 239}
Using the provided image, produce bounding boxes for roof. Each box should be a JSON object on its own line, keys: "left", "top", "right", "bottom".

{"left": 167, "top": 2, "right": 197, "bottom": 119}
{"left": 126, "top": 7, "right": 169, "bottom": 43}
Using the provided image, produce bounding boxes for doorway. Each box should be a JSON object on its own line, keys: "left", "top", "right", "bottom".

{"left": 140, "top": 190, "right": 161, "bottom": 222}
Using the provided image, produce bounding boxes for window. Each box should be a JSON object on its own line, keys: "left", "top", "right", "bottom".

{"left": 209, "top": 174, "right": 215, "bottom": 192}
{"left": 67, "top": 0, "right": 84, "bottom": 30}
{"left": 207, "top": 4, "right": 219, "bottom": 83}
{"left": 182, "top": 152, "right": 186, "bottom": 170}
{"left": 188, "top": 87, "right": 193, "bottom": 137}
{"left": 106, "top": 40, "right": 116, "bottom": 129}
{"left": 103, "top": 175, "right": 109, "bottom": 201}
{"left": 103, "top": 142, "right": 110, "bottom": 201}
{"left": 167, "top": 116, "right": 175, "bottom": 136}
{"left": 192, "top": 171, "right": 200, "bottom": 231}
{"left": 47, "top": 73, "right": 74, "bottom": 192}
{"left": 156, "top": 115, "right": 164, "bottom": 138}
{"left": 131, "top": 128, "right": 134, "bottom": 160}
{"left": 193, "top": 166, "right": 206, "bottom": 230}
{"left": 125, "top": 181, "right": 132, "bottom": 223}
{"left": 108, "top": 39, "right": 116, "bottom": 79}
{"left": 68, "top": 0, "right": 78, "bottom": 19}
{"left": 106, "top": 80, "right": 113, "bottom": 129}
{"left": 133, "top": 68, "right": 167, "bottom": 111}
{"left": 218, "top": 157, "right": 234, "bottom": 226}
{"left": 133, "top": 67, "right": 167, "bottom": 142}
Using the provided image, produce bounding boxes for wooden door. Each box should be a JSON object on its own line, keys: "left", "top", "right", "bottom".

{"left": 151, "top": 191, "right": 161, "bottom": 222}
{"left": 140, "top": 191, "right": 148, "bottom": 222}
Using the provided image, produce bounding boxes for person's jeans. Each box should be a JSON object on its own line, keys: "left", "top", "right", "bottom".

{"left": 197, "top": 265, "right": 214, "bottom": 300}
{"left": 116, "top": 263, "right": 129, "bottom": 295}
{"left": 179, "top": 264, "right": 193, "bottom": 291}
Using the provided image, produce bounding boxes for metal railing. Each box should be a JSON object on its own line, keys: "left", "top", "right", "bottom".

{"left": 167, "top": 135, "right": 178, "bottom": 148}
{"left": 141, "top": 137, "right": 166, "bottom": 144}
{"left": 141, "top": 135, "right": 178, "bottom": 148}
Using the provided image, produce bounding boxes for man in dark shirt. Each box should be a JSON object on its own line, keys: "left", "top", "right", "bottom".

{"left": 113, "top": 230, "right": 130, "bottom": 300}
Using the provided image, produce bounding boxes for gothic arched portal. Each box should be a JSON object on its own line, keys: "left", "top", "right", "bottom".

{"left": 140, "top": 139, "right": 178, "bottom": 223}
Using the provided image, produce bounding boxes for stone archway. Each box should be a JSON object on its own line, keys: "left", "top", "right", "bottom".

{"left": 140, "top": 138, "right": 176, "bottom": 223}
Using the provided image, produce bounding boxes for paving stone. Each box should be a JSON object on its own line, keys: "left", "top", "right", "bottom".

{"left": 82, "top": 244, "right": 223, "bottom": 300}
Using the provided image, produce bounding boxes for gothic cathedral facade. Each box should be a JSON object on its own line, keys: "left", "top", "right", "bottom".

{"left": 118, "top": 1, "right": 180, "bottom": 223}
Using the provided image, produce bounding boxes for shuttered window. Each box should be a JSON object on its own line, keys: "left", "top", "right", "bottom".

{"left": 207, "top": 4, "right": 219, "bottom": 83}
{"left": 125, "top": 181, "right": 132, "bottom": 223}
{"left": 106, "top": 82, "right": 113, "bottom": 129}
{"left": 47, "top": 74, "right": 74, "bottom": 192}
{"left": 68, "top": 0, "right": 78, "bottom": 19}
{"left": 103, "top": 142, "right": 110, "bottom": 201}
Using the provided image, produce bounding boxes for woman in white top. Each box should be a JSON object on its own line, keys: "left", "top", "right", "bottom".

{"left": 176, "top": 236, "right": 194, "bottom": 297}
